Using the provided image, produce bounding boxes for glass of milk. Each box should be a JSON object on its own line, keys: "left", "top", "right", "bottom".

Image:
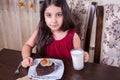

{"left": 70, "top": 49, "right": 84, "bottom": 70}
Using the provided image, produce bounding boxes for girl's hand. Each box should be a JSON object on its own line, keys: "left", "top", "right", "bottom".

{"left": 84, "top": 51, "right": 89, "bottom": 62}
{"left": 21, "top": 57, "right": 33, "bottom": 68}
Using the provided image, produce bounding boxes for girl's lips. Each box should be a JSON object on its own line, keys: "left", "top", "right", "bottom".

{"left": 51, "top": 25, "right": 57, "bottom": 26}
{"left": 51, "top": 25, "right": 58, "bottom": 27}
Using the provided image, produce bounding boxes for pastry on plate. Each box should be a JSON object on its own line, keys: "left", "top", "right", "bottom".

{"left": 36, "top": 58, "right": 55, "bottom": 76}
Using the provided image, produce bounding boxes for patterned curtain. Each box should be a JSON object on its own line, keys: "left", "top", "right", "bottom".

{"left": 101, "top": 4, "right": 120, "bottom": 67}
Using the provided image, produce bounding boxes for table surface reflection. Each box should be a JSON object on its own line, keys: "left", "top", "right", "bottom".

{"left": 0, "top": 48, "right": 120, "bottom": 80}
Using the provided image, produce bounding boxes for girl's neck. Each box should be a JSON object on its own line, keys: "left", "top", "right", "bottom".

{"left": 52, "top": 30, "right": 68, "bottom": 40}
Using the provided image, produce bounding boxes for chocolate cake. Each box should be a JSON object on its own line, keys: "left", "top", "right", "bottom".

{"left": 36, "top": 58, "right": 55, "bottom": 76}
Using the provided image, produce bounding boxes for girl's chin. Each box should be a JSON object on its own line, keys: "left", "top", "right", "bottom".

{"left": 50, "top": 28, "right": 60, "bottom": 31}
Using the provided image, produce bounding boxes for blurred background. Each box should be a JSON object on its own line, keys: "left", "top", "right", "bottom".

{"left": 0, "top": 0, "right": 120, "bottom": 62}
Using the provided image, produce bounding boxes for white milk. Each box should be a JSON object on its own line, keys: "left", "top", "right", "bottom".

{"left": 71, "top": 49, "right": 84, "bottom": 70}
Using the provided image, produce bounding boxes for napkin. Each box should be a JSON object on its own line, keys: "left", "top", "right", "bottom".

{"left": 16, "top": 75, "right": 36, "bottom": 80}
{"left": 16, "top": 76, "right": 55, "bottom": 80}
{"left": 16, "top": 75, "right": 56, "bottom": 80}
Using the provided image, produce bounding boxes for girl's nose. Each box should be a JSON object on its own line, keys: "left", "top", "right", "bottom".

{"left": 51, "top": 16, "right": 57, "bottom": 23}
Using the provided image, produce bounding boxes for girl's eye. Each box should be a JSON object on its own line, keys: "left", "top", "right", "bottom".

{"left": 56, "top": 13, "right": 63, "bottom": 17}
{"left": 46, "top": 13, "right": 51, "bottom": 17}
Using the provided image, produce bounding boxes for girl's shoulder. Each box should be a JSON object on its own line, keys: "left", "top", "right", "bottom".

{"left": 68, "top": 29, "right": 80, "bottom": 40}
{"left": 68, "top": 29, "right": 76, "bottom": 35}
{"left": 64, "top": 29, "right": 76, "bottom": 40}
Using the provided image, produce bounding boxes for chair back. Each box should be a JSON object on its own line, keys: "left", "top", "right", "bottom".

{"left": 66, "top": 0, "right": 97, "bottom": 52}
{"left": 94, "top": 4, "right": 120, "bottom": 67}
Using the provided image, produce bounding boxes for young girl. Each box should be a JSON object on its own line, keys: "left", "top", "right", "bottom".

{"left": 21, "top": 0, "right": 89, "bottom": 68}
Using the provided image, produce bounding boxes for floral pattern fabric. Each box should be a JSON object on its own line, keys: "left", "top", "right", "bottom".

{"left": 101, "top": 4, "right": 120, "bottom": 67}
{"left": 66, "top": 0, "right": 91, "bottom": 48}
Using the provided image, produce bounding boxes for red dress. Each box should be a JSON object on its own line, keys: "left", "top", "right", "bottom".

{"left": 46, "top": 29, "right": 75, "bottom": 60}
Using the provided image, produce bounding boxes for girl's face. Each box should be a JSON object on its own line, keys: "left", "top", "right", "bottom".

{"left": 44, "top": 4, "right": 64, "bottom": 31}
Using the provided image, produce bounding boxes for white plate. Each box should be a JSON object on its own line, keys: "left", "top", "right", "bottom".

{"left": 28, "top": 58, "right": 64, "bottom": 80}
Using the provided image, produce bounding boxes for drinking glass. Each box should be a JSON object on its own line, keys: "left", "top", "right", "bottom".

{"left": 70, "top": 49, "right": 84, "bottom": 70}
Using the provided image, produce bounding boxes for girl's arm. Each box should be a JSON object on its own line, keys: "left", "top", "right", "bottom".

{"left": 73, "top": 33, "right": 81, "bottom": 49}
{"left": 73, "top": 32, "right": 89, "bottom": 62}
{"left": 21, "top": 27, "right": 38, "bottom": 68}
{"left": 22, "top": 27, "right": 38, "bottom": 59}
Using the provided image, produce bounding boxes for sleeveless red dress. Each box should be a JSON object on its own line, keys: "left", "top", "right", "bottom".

{"left": 46, "top": 29, "right": 75, "bottom": 60}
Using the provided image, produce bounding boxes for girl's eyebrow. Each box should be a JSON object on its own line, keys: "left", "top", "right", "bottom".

{"left": 57, "top": 12, "right": 62, "bottom": 13}
{"left": 45, "top": 10, "right": 62, "bottom": 13}
{"left": 45, "top": 12, "right": 63, "bottom": 15}
{"left": 45, "top": 12, "right": 50, "bottom": 14}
